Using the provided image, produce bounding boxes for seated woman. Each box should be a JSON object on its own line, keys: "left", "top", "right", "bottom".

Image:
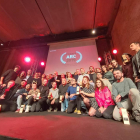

{"left": 95, "top": 79, "right": 115, "bottom": 119}
{"left": 80, "top": 76, "right": 98, "bottom": 117}
{"left": 15, "top": 71, "right": 26, "bottom": 85}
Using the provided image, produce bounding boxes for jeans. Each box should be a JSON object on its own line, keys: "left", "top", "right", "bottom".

{"left": 17, "top": 95, "right": 27, "bottom": 109}
{"left": 61, "top": 97, "right": 69, "bottom": 112}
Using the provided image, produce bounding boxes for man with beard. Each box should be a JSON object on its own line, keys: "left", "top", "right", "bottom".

{"left": 89, "top": 66, "right": 96, "bottom": 85}
{"left": 112, "top": 69, "right": 140, "bottom": 123}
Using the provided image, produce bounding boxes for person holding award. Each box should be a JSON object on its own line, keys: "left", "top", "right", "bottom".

{"left": 47, "top": 82, "right": 59, "bottom": 112}
{"left": 66, "top": 78, "right": 81, "bottom": 115}
{"left": 59, "top": 78, "right": 69, "bottom": 112}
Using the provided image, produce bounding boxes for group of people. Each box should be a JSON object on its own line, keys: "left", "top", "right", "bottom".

{"left": 0, "top": 42, "right": 140, "bottom": 124}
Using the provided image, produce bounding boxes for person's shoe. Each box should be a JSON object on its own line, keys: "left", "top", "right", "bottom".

{"left": 77, "top": 110, "right": 81, "bottom": 115}
{"left": 25, "top": 105, "right": 30, "bottom": 113}
{"left": 54, "top": 109, "right": 58, "bottom": 112}
{"left": 74, "top": 108, "right": 77, "bottom": 113}
{"left": 48, "top": 108, "right": 52, "bottom": 112}
{"left": 65, "top": 109, "right": 67, "bottom": 113}
{"left": 15, "top": 109, "right": 20, "bottom": 113}
{"left": 132, "top": 110, "right": 140, "bottom": 123}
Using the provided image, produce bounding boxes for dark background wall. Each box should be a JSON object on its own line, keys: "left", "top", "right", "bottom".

{"left": 111, "top": 0, "right": 140, "bottom": 64}
{"left": 0, "top": 45, "right": 49, "bottom": 76}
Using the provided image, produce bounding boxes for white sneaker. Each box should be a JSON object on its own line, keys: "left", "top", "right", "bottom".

{"left": 25, "top": 105, "right": 30, "bottom": 113}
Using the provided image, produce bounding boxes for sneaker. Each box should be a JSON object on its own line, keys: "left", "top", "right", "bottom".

{"left": 15, "top": 109, "right": 20, "bottom": 113}
{"left": 48, "top": 108, "right": 52, "bottom": 112}
{"left": 132, "top": 110, "right": 140, "bottom": 123}
{"left": 25, "top": 105, "right": 30, "bottom": 113}
{"left": 77, "top": 110, "right": 81, "bottom": 115}
{"left": 74, "top": 108, "right": 77, "bottom": 113}
{"left": 54, "top": 109, "right": 58, "bottom": 112}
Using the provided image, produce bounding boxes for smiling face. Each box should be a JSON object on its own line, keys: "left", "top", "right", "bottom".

{"left": 96, "top": 80, "right": 102, "bottom": 88}
{"left": 113, "top": 70, "right": 123, "bottom": 80}
{"left": 52, "top": 82, "right": 57, "bottom": 88}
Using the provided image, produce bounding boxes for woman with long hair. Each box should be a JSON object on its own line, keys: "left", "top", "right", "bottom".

{"left": 95, "top": 79, "right": 115, "bottom": 119}
{"left": 15, "top": 71, "right": 26, "bottom": 85}
{"left": 80, "top": 76, "right": 98, "bottom": 116}
{"left": 102, "top": 65, "right": 114, "bottom": 84}
{"left": 66, "top": 72, "right": 72, "bottom": 85}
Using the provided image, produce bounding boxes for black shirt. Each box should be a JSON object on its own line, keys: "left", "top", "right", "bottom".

{"left": 39, "top": 85, "right": 49, "bottom": 98}
{"left": 2, "top": 69, "right": 18, "bottom": 84}
{"left": 89, "top": 74, "right": 94, "bottom": 81}
{"left": 59, "top": 84, "right": 69, "bottom": 96}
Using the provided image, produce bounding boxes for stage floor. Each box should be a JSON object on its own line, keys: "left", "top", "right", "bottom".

{"left": 0, "top": 111, "right": 140, "bottom": 140}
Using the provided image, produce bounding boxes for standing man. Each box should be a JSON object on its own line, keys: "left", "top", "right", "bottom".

{"left": 74, "top": 69, "right": 80, "bottom": 82}
{"left": 130, "top": 42, "right": 140, "bottom": 91}
{"left": 111, "top": 60, "right": 122, "bottom": 71}
{"left": 24, "top": 69, "right": 32, "bottom": 81}
{"left": 53, "top": 71, "right": 61, "bottom": 87}
{"left": 89, "top": 66, "right": 96, "bottom": 85}
{"left": 0, "top": 65, "right": 21, "bottom": 86}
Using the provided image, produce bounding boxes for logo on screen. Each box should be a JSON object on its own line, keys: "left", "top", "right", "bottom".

{"left": 60, "top": 51, "right": 82, "bottom": 64}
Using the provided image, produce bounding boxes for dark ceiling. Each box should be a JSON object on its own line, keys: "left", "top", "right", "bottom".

{"left": 0, "top": 0, "right": 121, "bottom": 43}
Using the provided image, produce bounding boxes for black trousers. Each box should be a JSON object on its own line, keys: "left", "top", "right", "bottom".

{"left": 95, "top": 105, "right": 115, "bottom": 119}
{"left": 47, "top": 98, "right": 59, "bottom": 110}
{"left": 31, "top": 98, "right": 47, "bottom": 112}
{"left": 67, "top": 96, "right": 81, "bottom": 113}
{"left": 0, "top": 100, "right": 17, "bottom": 112}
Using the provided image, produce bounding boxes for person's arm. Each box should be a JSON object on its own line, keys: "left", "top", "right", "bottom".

{"left": 109, "top": 72, "right": 114, "bottom": 82}
{"left": 127, "top": 78, "right": 137, "bottom": 89}
{"left": 104, "top": 87, "right": 113, "bottom": 108}
{"left": 54, "top": 89, "right": 59, "bottom": 99}
{"left": 77, "top": 76, "right": 81, "bottom": 85}
{"left": 95, "top": 90, "right": 103, "bottom": 107}
{"left": 112, "top": 85, "right": 123, "bottom": 108}
{"left": 132, "top": 58, "right": 138, "bottom": 78}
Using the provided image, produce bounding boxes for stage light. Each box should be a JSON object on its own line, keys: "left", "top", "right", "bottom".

{"left": 92, "top": 30, "right": 96, "bottom": 34}
{"left": 113, "top": 49, "right": 118, "bottom": 54}
{"left": 98, "top": 57, "right": 102, "bottom": 62}
{"left": 40, "top": 62, "right": 45, "bottom": 66}
{"left": 24, "top": 57, "right": 31, "bottom": 63}
{"left": 1, "top": 43, "right": 3, "bottom": 46}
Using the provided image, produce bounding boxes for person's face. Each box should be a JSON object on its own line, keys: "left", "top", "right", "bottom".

{"left": 32, "top": 84, "right": 37, "bottom": 89}
{"left": 62, "top": 78, "right": 66, "bottom": 85}
{"left": 102, "top": 66, "right": 106, "bottom": 72}
{"left": 38, "top": 73, "right": 41, "bottom": 77}
{"left": 68, "top": 73, "right": 71, "bottom": 77}
{"left": 34, "top": 73, "right": 38, "bottom": 78}
{"left": 96, "top": 80, "right": 102, "bottom": 88}
{"left": 76, "top": 70, "right": 80, "bottom": 75}
{"left": 46, "top": 75, "right": 49, "bottom": 79}
{"left": 27, "top": 70, "right": 32, "bottom": 75}
{"left": 14, "top": 67, "right": 20, "bottom": 72}
{"left": 42, "top": 74, "right": 46, "bottom": 78}
{"left": 113, "top": 71, "right": 123, "bottom": 80}
{"left": 80, "top": 69, "right": 85, "bottom": 74}
{"left": 21, "top": 81, "right": 27, "bottom": 87}
{"left": 43, "top": 79, "right": 48, "bottom": 85}
{"left": 26, "top": 84, "right": 31, "bottom": 90}
{"left": 96, "top": 73, "right": 102, "bottom": 79}
{"left": 108, "top": 64, "right": 113, "bottom": 69}
{"left": 89, "top": 67, "right": 94, "bottom": 72}
{"left": 7, "top": 81, "right": 15, "bottom": 89}
{"left": 112, "top": 61, "right": 117, "bottom": 67}
{"left": 71, "top": 79, "right": 76, "bottom": 85}
{"left": 82, "top": 78, "right": 88, "bottom": 85}
{"left": 52, "top": 82, "right": 57, "bottom": 88}
{"left": 96, "top": 68, "right": 101, "bottom": 73}
{"left": 54, "top": 72, "right": 58, "bottom": 77}
{"left": 49, "top": 74, "right": 52, "bottom": 79}
{"left": 130, "top": 43, "right": 138, "bottom": 51}
{"left": 125, "top": 55, "right": 131, "bottom": 61}
{"left": 61, "top": 74, "right": 65, "bottom": 78}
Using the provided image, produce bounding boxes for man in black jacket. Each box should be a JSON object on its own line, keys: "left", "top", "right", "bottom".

{"left": 130, "top": 42, "right": 140, "bottom": 91}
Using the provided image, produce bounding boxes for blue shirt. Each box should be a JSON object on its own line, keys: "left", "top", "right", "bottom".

{"left": 67, "top": 86, "right": 77, "bottom": 100}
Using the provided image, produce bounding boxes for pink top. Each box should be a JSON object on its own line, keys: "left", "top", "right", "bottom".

{"left": 95, "top": 87, "right": 114, "bottom": 108}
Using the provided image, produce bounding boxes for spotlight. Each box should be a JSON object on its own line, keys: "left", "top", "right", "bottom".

{"left": 40, "top": 62, "right": 45, "bottom": 66}
{"left": 113, "top": 49, "right": 118, "bottom": 54}
{"left": 92, "top": 30, "right": 96, "bottom": 34}
{"left": 1, "top": 43, "right": 3, "bottom": 46}
{"left": 98, "top": 57, "right": 102, "bottom": 62}
{"left": 24, "top": 57, "right": 31, "bottom": 63}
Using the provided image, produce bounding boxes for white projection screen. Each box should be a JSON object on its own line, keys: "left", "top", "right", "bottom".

{"left": 44, "top": 38, "right": 100, "bottom": 75}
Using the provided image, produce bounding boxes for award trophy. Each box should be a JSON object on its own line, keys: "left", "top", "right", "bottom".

{"left": 48, "top": 93, "right": 53, "bottom": 100}
{"left": 59, "top": 95, "right": 63, "bottom": 103}
{"left": 19, "top": 105, "right": 25, "bottom": 113}
{"left": 121, "top": 108, "right": 130, "bottom": 125}
{"left": 76, "top": 86, "right": 80, "bottom": 95}
{"left": 36, "top": 93, "right": 41, "bottom": 100}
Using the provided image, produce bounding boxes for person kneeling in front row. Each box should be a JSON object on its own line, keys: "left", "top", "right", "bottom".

{"left": 112, "top": 69, "right": 140, "bottom": 122}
